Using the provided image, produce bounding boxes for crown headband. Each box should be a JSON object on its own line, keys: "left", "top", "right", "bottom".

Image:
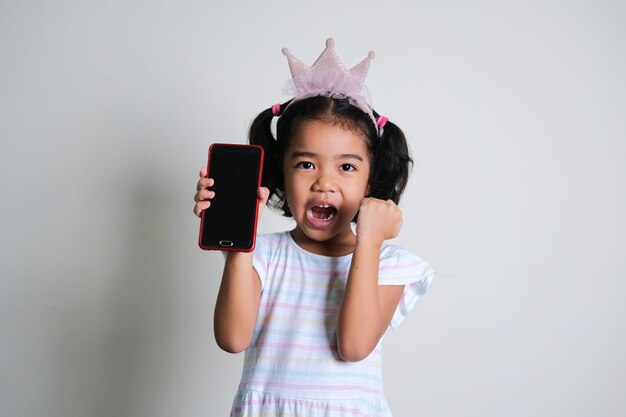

{"left": 280, "top": 38, "right": 384, "bottom": 132}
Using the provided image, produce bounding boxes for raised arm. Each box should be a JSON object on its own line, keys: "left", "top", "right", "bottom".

{"left": 337, "top": 198, "right": 405, "bottom": 362}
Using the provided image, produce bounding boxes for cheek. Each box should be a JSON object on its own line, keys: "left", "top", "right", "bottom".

{"left": 347, "top": 181, "right": 370, "bottom": 209}
{"left": 362, "top": 168, "right": 372, "bottom": 196}
{"left": 283, "top": 176, "right": 302, "bottom": 211}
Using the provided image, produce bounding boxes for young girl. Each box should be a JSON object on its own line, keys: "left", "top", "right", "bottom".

{"left": 194, "top": 39, "right": 434, "bottom": 417}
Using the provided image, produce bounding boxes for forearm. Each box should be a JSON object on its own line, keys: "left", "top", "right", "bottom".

{"left": 337, "top": 237, "right": 385, "bottom": 361}
{"left": 214, "top": 251, "right": 261, "bottom": 353}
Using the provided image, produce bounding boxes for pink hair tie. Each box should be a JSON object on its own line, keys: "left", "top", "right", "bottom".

{"left": 272, "top": 103, "right": 282, "bottom": 116}
{"left": 377, "top": 116, "right": 389, "bottom": 129}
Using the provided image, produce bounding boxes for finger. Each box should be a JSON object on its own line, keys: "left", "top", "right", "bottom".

{"left": 194, "top": 189, "right": 215, "bottom": 203}
{"left": 255, "top": 187, "right": 270, "bottom": 222}
{"left": 362, "top": 197, "right": 385, "bottom": 208}
{"left": 257, "top": 187, "right": 270, "bottom": 204}
{"left": 194, "top": 200, "right": 211, "bottom": 217}
{"left": 197, "top": 177, "right": 214, "bottom": 191}
{"left": 199, "top": 167, "right": 208, "bottom": 178}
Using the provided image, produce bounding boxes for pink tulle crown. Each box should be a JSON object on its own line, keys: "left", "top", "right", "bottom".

{"left": 281, "top": 38, "right": 378, "bottom": 127}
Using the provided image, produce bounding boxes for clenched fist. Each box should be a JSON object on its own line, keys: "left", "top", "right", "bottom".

{"left": 355, "top": 198, "right": 402, "bottom": 244}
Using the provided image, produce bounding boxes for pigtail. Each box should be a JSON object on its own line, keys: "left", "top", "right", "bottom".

{"left": 248, "top": 102, "right": 288, "bottom": 213}
{"left": 370, "top": 118, "right": 413, "bottom": 204}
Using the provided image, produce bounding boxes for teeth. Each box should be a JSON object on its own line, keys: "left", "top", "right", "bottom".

{"left": 308, "top": 204, "right": 335, "bottom": 222}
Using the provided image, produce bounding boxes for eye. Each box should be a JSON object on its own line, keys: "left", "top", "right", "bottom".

{"left": 296, "top": 161, "right": 314, "bottom": 170}
{"left": 340, "top": 164, "right": 356, "bottom": 172}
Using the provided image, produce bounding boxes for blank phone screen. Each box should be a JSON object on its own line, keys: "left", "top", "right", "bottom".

{"left": 200, "top": 144, "right": 262, "bottom": 250}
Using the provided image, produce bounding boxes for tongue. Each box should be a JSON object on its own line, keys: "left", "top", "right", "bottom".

{"left": 311, "top": 206, "right": 333, "bottom": 220}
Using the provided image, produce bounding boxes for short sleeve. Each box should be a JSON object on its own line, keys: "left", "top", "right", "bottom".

{"left": 378, "top": 245, "right": 435, "bottom": 329}
{"left": 251, "top": 235, "right": 271, "bottom": 289}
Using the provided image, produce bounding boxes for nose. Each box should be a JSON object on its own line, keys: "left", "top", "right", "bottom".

{"left": 312, "top": 169, "right": 337, "bottom": 193}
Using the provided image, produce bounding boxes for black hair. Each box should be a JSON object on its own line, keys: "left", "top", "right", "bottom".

{"left": 249, "top": 96, "right": 413, "bottom": 218}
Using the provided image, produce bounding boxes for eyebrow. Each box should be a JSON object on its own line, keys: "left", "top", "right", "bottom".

{"left": 289, "top": 151, "right": 364, "bottom": 161}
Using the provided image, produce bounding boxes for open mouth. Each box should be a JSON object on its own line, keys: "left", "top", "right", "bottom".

{"left": 307, "top": 203, "right": 337, "bottom": 223}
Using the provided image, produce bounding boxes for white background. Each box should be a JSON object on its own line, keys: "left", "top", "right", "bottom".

{"left": 1, "top": 1, "right": 625, "bottom": 416}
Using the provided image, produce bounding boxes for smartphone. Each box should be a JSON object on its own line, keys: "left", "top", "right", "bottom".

{"left": 198, "top": 143, "right": 264, "bottom": 251}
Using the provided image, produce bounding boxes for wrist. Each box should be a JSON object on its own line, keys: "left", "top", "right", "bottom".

{"left": 355, "top": 234, "right": 384, "bottom": 250}
{"left": 224, "top": 250, "right": 253, "bottom": 265}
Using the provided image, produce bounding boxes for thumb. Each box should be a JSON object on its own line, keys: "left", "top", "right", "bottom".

{"left": 256, "top": 187, "right": 270, "bottom": 221}
{"left": 257, "top": 187, "right": 270, "bottom": 206}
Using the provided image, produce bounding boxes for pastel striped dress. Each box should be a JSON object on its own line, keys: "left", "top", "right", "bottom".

{"left": 230, "top": 231, "right": 435, "bottom": 417}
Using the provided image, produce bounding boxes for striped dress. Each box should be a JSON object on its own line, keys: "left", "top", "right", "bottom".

{"left": 230, "top": 231, "right": 435, "bottom": 417}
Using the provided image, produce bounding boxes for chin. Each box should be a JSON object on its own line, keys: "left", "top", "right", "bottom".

{"left": 301, "top": 221, "right": 352, "bottom": 243}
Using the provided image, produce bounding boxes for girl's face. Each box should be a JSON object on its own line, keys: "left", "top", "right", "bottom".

{"left": 283, "top": 119, "right": 371, "bottom": 251}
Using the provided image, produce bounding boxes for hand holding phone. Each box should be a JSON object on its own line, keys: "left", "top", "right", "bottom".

{"left": 198, "top": 144, "right": 265, "bottom": 252}
{"left": 194, "top": 170, "right": 268, "bottom": 221}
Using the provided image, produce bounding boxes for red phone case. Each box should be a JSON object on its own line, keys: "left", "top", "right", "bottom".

{"left": 198, "top": 143, "right": 264, "bottom": 252}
